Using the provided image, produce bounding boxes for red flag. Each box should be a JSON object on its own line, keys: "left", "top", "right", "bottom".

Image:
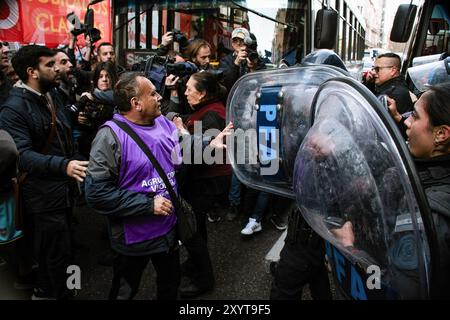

{"left": 0, "top": 0, "right": 23, "bottom": 43}
{"left": 0, "top": 0, "right": 112, "bottom": 48}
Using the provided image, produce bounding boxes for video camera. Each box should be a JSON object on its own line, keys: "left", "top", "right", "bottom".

{"left": 166, "top": 62, "right": 198, "bottom": 78}
{"left": 244, "top": 35, "right": 259, "bottom": 63}
{"left": 134, "top": 52, "right": 223, "bottom": 94}
{"left": 67, "top": 1, "right": 102, "bottom": 43}
{"left": 133, "top": 55, "right": 199, "bottom": 92}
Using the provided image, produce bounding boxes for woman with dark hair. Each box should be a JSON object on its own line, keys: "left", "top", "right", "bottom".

{"left": 77, "top": 61, "right": 118, "bottom": 158}
{"left": 401, "top": 83, "right": 450, "bottom": 298}
{"left": 92, "top": 61, "right": 118, "bottom": 91}
{"left": 183, "top": 72, "right": 231, "bottom": 210}
{"left": 175, "top": 71, "right": 231, "bottom": 298}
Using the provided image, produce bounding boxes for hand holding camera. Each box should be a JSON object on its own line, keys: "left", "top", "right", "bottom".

{"left": 171, "top": 29, "right": 189, "bottom": 50}
{"left": 67, "top": 94, "right": 102, "bottom": 128}
{"left": 234, "top": 48, "right": 248, "bottom": 66}
{"left": 66, "top": 3, "right": 102, "bottom": 44}
{"left": 165, "top": 74, "right": 180, "bottom": 92}
{"left": 161, "top": 32, "right": 174, "bottom": 47}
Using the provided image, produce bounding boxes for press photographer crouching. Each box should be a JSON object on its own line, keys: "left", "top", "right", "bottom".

{"left": 70, "top": 61, "right": 118, "bottom": 159}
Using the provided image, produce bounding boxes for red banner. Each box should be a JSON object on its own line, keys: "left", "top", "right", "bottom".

{"left": 0, "top": 0, "right": 23, "bottom": 42}
{"left": 0, "top": 0, "right": 112, "bottom": 48}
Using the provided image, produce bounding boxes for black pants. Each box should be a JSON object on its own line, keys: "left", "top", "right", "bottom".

{"left": 109, "top": 247, "right": 180, "bottom": 300}
{"left": 270, "top": 233, "right": 331, "bottom": 300}
{"left": 34, "top": 208, "right": 72, "bottom": 299}
{"left": 180, "top": 176, "right": 230, "bottom": 289}
{"left": 181, "top": 233, "right": 215, "bottom": 290}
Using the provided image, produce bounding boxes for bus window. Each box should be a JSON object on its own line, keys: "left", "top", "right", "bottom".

{"left": 422, "top": 4, "right": 449, "bottom": 56}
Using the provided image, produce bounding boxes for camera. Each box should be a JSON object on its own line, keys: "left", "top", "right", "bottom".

{"left": 244, "top": 35, "right": 259, "bottom": 63}
{"left": 171, "top": 29, "right": 189, "bottom": 51}
{"left": 66, "top": 95, "right": 91, "bottom": 114}
{"left": 66, "top": 95, "right": 104, "bottom": 127}
{"left": 67, "top": 7, "right": 101, "bottom": 43}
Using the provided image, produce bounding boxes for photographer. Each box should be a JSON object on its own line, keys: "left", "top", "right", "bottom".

{"left": 164, "top": 39, "right": 227, "bottom": 119}
{"left": 157, "top": 29, "right": 190, "bottom": 56}
{"left": 75, "top": 61, "right": 118, "bottom": 159}
{"left": 155, "top": 31, "right": 174, "bottom": 56}
{"left": 220, "top": 28, "right": 266, "bottom": 94}
{"left": 66, "top": 32, "right": 96, "bottom": 94}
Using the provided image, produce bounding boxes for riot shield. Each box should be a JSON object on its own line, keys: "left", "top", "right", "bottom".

{"left": 293, "top": 77, "right": 437, "bottom": 299}
{"left": 408, "top": 57, "right": 450, "bottom": 93}
{"left": 226, "top": 65, "right": 348, "bottom": 198}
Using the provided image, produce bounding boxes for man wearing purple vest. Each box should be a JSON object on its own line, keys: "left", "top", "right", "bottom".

{"left": 84, "top": 72, "right": 181, "bottom": 299}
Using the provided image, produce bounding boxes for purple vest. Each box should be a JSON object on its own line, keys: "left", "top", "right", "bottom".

{"left": 104, "top": 113, "right": 181, "bottom": 245}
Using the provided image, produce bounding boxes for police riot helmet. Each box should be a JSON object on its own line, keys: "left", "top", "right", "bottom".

{"left": 302, "top": 49, "right": 348, "bottom": 72}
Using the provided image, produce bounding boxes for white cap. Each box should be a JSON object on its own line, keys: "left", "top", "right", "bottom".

{"left": 231, "top": 27, "right": 250, "bottom": 40}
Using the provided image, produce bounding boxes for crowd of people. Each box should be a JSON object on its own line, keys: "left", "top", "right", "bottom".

{"left": 0, "top": 28, "right": 293, "bottom": 300}
{"left": 0, "top": 24, "right": 449, "bottom": 300}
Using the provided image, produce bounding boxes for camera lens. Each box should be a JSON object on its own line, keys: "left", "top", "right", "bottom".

{"left": 248, "top": 51, "right": 259, "bottom": 62}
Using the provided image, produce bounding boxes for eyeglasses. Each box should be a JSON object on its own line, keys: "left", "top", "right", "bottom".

{"left": 372, "top": 66, "right": 394, "bottom": 73}
{"left": 0, "top": 41, "right": 9, "bottom": 48}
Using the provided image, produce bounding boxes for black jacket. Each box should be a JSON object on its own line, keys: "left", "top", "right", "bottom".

{"left": 416, "top": 154, "right": 450, "bottom": 218}
{"left": 415, "top": 154, "right": 450, "bottom": 298}
{"left": 0, "top": 129, "right": 18, "bottom": 194}
{"left": 375, "top": 76, "right": 414, "bottom": 114}
{"left": 0, "top": 86, "right": 76, "bottom": 213}
{"left": 0, "top": 70, "right": 12, "bottom": 105}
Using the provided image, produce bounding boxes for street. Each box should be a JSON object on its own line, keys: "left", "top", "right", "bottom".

{"left": 1, "top": 203, "right": 292, "bottom": 300}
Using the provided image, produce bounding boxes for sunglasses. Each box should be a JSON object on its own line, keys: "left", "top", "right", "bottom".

{"left": 0, "top": 41, "right": 9, "bottom": 48}
{"left": 232, "top": 38, "right": 245, "bottom": 45}
{"left": 372, "top": 65, "right": 394, "bottom": 73}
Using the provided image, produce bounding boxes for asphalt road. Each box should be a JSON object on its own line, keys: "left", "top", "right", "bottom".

{"left": 1, "top": 204, "right": 294, "bottom": 300}
{"left": 74, "top": 204, "right": 283, "bottom": 300}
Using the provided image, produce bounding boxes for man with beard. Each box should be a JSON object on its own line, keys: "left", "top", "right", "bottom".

{"left": 90, "top": 42, "right": 125, "bottom": 75}
{"left": 0, "top": 45, "right": 88, "bottom": 299}
{"left": 54, "top": 50, "right": 76, "bottom": 106}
